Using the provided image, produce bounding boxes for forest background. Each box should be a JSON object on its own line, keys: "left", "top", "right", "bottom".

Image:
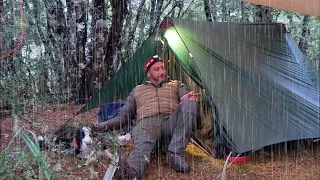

{"left": 0, "top": 0, "right": 319, "bottom": 113}
{"left": 0, "top": 0, "right": 320, "bottom": 179}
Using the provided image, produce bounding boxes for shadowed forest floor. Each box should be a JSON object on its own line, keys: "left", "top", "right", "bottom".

{"left": 1, "top": 103, "right": 319, "bottom": 179}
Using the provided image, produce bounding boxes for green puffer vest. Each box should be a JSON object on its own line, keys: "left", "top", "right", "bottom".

{"left": 134, "top": 80, "right": 180, "bottom": 120}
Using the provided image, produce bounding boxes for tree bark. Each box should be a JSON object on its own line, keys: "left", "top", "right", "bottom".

{"left": 0, "top": 0, "right": 2, "bottom": 13}
{"left": 221, "top": 0, "right": 227, "bottom": 21}
{"left": 123, "top": 0, "right": 146, "bottom": 61}
{"left": 75, "top": 0, "right": 90, "bottom": 103}
{"left": 150, "top": 0, "right": 165, "bottom": 35}
{"left": 149, "top": 0, "right": 156, "bottom": 35}
{"left": 255, "top": 5, "right": 272, "bottom": 23}
{"left": 176, "top": 1, "right": 184, "bottom": 18}
{"left": 104, "top": 0, "right": 128, "bottom": 79}
{"left": 298, "top": 15, "right": 310, "bottom": 55}
{"left": 91, "top": 0, "right": 107, "bottom": 92}
{"left": 0, "top": 1, "right": 4, "bottom": 145}
{"left": 65, "top": 0, "right": 78, "bottom": 100}
{"left": 180, "top": 0, "right": 195, "bottom": 19}
{"left": 204, "top": 0, "right": 212, "bottom": 21}
{"left": 210, "top": 0, "right": 217, "bottom": 21}
{"left": 137, "top": 16, "right": 146, "bottom": 48}
{"left": 118, "top": 0, "right": 133, "bottom": 67}
{"left": 0, "top": 0, "right": 3, "bottom": 56}
{"left": 31, "top": 0, "right": 50, "bottom": 96}
{"left": 240, "top": 1, "right": 249, "bottom": 22}
{"left": 93, "top": 0, "right": 106, "bottom": 20}
{"left": 0, "top": 0, "right": 14, "bottom": 72}
{"left": 43, "top": 0, "right": 67, "bottom": 97}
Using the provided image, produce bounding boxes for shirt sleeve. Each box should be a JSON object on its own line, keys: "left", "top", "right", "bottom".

{"left": 104, "top": 89, "right": 136, "bottom": 129}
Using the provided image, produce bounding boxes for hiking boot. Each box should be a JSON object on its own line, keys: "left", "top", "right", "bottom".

{"left": 114, "top": 160, "right": 138, "bottom": 180}
{"left": 167, "top": 153, "right": 190, "bottom": 173}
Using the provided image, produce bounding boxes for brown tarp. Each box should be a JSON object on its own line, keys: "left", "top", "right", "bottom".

{"left": 243, "top": 0, "right": 320, "bottom": 16}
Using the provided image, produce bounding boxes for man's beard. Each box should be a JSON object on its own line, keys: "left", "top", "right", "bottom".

{"left": 151, "top": 75, "right": 165, "bottom": 85}
{"left": 157, "top": 75, "right": 166, "bottom": 82}
{"left": 157, "top": 79, "right": 164, "bottom": 84}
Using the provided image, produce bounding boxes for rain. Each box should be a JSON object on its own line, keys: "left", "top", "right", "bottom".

{"left": 0, "top": 0, "right": 319, "bottom": 179}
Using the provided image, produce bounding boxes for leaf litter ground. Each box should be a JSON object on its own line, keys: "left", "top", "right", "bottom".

{"left": 1, "top": 103, "right": 319, "bottom": 179}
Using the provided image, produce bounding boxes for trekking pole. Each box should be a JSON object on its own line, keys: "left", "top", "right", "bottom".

{"left": 103, "top": 152, "right": 119, "bottom": 180}
{"left": 102, "top": 132, "right": 134, "bottom": 180}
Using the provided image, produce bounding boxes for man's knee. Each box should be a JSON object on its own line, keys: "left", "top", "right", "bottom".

{"left": 180, "top": 98, "right": 198, "bottom": 114}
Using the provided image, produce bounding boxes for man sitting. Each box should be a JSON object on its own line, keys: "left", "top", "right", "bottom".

{"left": 97, "top": 55, "right": 199, "bottom": 179}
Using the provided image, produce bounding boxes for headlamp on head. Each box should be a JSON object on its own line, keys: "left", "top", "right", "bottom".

{"left": 144, "top": 55, "right": 162, "bottom": 72}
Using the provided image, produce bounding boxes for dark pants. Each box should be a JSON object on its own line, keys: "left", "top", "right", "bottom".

{"left": 126, "top": 98, "right": 198, "bottom": 176}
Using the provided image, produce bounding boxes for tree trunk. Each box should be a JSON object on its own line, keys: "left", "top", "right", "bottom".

{"left": 0, "top": 0, "right": 3, "bottom": 146}
{"left": 0, "top": 0, "right": 2, "bottom": 13}
{"left": 150, "top": 0, "right": 165, "bottom": 35}
{"left": 255, "top": 5, "right": 272, "bottom": 23}
{"left": 221, "top": 0, "right": 227, "bottom": 21}
{"left": 31, "top": 0, "right": 50, "bottom": 97}
{"left": 11, "top": 104, "right": 19, "bottom": 135}
{"left": 149, "top": 0, "right": 156, "bottom": 35}
{"left": 176, "top": 1, "right": 184, "bottom": 18}
{"left": 170, "top": 5, "right": 176, "bottom": 18}
{"left": 180, "top": 0, "right": 195, "bottom": 19}
{"left": 298, "top": 15, "right": 310, "bottom": 55}
{"left": 137, "top": 17, "right": 146, "bottom": 48}
{"left": 91, "top": 0, "right": 107, "bottom": 92}
{"left": 148, "top": 0, "right": 165, "bottom": 35}
{"left": 318, "top": 58, "right": 320, "bottom": 72}
{"left": 83, "top": 0, "right": 94, "bottom": 99}
{"left": 94, "top": 0, "right": 106, "bottom": 20}
{"left": 0, "top": 0, "right": 4, "bottom": 56}
{"left": 104, "top": 0, "right": 128, "bottom": 79}
{"left": 64, "top": 0, "right": 78, "bottom": 101}
{"left": 75, "top": 0, "right": 90, "bottom": 103}
{"left": 0, "top": 0, "right": 14, "bottom": 74}
{"left": 123, "top": 0, "right": 146, "bottom": 61}
{"left": 118, "top": 1, "right": 133, "bottom": 67}
{"left": 44, "top": 0, "right": 67, "bottom": 98}
{"left": 240, "top": 1, "right": 249, "bottom": 22}
{"left": 209, "top": 0, "right": 217, "bottom": 21}
{"left": 204, "top": 0, "right": 212, "bottom": 21}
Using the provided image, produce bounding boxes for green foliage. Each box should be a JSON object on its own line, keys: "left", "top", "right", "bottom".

{"left": 0, "top": 148, "right": 31, "bottom": 179}
{"left": 0, "top": 129, "right": 53, "bottom": 179}
{"left": 0, "top": 0, "right": 318, "bottom": 110}
{"left": 20, "top": 130, "right": 53, "bottom": 179}
{"left": 277, "top": 13, "right": 320, "bottom": 71}
{"left": 0, "top": 57, "right": 36, "bottom": 117}
{"left": 105, "top": 131, "right": 120, "bottom": 155}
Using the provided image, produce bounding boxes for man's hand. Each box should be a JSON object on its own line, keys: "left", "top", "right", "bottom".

{"left": 180, "top": 91, "right": 200, "bottom": 102}
{"left": 95, "top": 121, "right": 108, "bottom": 130}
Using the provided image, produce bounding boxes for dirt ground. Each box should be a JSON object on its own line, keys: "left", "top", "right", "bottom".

{"left": 1, "top": 103, "right": 320, "bottom": 179}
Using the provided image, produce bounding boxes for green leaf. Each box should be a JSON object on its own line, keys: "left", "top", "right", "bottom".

{"left": 20, "top": 130, "right": 53, "bottom": 179}
{"left": 20, "top": 131, "right": 40, "bottom": 157}
{"left": 28, "top": 130, "right": 41, "bottom": 152}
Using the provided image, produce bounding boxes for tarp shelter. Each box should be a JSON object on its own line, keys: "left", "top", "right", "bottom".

{"left": 242, "top": 0, "right": 320, "bottom": 16}
{"left": 79, "top": 18, "right": 320, "bottom": 155}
